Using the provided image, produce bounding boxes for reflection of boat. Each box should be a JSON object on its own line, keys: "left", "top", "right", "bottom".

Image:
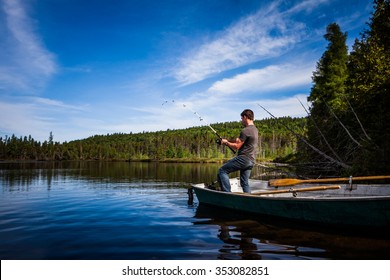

{"left": 192, "top": 178, "right": 390, "bottom": 229}
{"left": 194, "top": 204, "right": 390, "bottom": 260}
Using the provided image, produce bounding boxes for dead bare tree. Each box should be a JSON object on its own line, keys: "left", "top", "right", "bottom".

{"left": 297, "top": 98, "right": 344, "bottom": 163}
{"left": 343, "top": 95, "right": 372, "bottom": 141}
{"left": 257, "top": 104, "right": 351, "bottom": 170}
{"left": 323, "top": 99, "right": 362, "bottom": 147}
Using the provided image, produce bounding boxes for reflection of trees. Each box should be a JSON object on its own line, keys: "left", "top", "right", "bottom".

{"left": 0, "top": 161, "right": 276, "bottom": 192}
{"left": 194, "top": 204, "right": 390, "bottom": 260}
{"left": 1, "top": 161, "right": 247, "bottom": 191}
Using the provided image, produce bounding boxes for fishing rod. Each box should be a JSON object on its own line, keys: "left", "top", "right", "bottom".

{"left": 182, "top": 104, "right": 236, "bottom": 154}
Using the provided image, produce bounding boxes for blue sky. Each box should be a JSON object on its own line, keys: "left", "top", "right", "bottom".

{"left": 0, "top": 0, "right": 373, "bottom": 142}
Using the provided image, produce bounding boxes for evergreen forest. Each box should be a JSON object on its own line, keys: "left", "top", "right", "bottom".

{"left": 302, "top": 0, "right": 390, "bottom": 174}
{"left": 0, "top": 118, "right": 306, "bottom": 163}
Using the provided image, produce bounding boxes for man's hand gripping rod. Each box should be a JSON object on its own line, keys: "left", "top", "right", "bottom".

{"left": 207, "top": 124, "right": 236, "bottom": 154}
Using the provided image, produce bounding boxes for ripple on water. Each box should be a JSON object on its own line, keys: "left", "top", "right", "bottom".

{"left": 1, "top": 169, "right": 390, "bottom": 260}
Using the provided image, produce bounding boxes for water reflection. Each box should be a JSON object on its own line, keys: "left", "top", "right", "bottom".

{"left": 0, "top": 161, "right": 225, "bottom": 189}
{"left": 1, "top": 161, "right": 389, "bottom": 260}
{"left": 218, "top": 224, "right": 261, "bottom": 259}
{"left": 194, "top": 204, "right": 390, "bottom": 260}
{"left": 0, "top": 161, "right": 281, "bottom": 189}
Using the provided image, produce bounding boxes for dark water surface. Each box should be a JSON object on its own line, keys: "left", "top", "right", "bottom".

{"left": 1, "top": 161, "right": 389, "bottom": 260}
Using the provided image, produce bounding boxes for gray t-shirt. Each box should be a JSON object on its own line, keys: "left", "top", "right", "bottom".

{"left": 238, "top": 124, "right": 258, "bottom": 162}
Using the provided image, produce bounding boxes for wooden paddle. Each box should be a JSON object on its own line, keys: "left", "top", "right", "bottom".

{"left": 254, "top": 185, "right": 341, "bottom": 195}
{"left": 269, "top": 175, "right": 390, "bottom": 187}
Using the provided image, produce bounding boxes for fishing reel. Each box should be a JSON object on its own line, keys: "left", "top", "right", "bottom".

{"left": 216, "top": 139, "right": 222, "bottom": 145}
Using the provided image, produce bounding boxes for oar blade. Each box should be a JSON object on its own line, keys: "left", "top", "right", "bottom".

{"left": 269, "top": 178, "right": 302, "bottom": 187}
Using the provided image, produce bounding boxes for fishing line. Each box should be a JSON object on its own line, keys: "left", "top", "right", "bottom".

{"left": 162, "top": 100, "right": 235, "bottom": 153}
{"left": 181, "top": 104, "right": 214, "bottom": 132}
{"left": 162, "top": 100, "right": 213, "bottom": 132}
{"left": 162, "top": 100, "right": 175, "bottom": 106}
{"left": 181, "top": 103, "right": 236, "bottom": 154}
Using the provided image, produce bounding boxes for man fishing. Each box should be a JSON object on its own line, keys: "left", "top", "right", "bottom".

{"left": 218, "top": 109, "right": 258, "bottom": 193}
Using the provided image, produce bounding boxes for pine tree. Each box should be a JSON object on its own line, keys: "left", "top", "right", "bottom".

{"left": 305, "top": 23, "right": 350, "bottom": 171}
{"left": 309, "top": 23, "right": 349, "bottom": 111}
{"left": 346, "top": 0, "right": 390, "bottom": 173}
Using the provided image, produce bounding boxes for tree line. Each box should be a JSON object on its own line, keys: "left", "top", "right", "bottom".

{"left": 0, "top": 117, "right": 306, "bottom": 162}
{"left": 300, "top": 0, "right": 390, "bottom": 175}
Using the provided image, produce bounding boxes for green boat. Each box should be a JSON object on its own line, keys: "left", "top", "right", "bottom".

{"left": 192, "top": 178, "right": 390, "bottom": 229}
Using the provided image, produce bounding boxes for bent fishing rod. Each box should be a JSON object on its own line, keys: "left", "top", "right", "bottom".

{"left": 182, "top": 104, "right": 236, "bottom": 154}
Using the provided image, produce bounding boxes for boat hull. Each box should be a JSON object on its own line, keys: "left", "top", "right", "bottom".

{"left": 192, "top": 181, "right": 390, "bottom": 229}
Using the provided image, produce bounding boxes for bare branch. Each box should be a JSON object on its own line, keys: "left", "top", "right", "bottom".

{"left": 297, "top": 98, "right": 344, "bottom": 163}
{"left": 257, "top": 104, "right": 351, "bottom": 169}
{"left": 343, "top": 95, "right": 372, "bottom": 141}
{"left": 323, "top": 99, "right": 362, "bottom": 147}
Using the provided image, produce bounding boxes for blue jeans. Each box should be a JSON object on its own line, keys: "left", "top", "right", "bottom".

{"left": 217, "top": 155, "right": 254, "bottom": 193}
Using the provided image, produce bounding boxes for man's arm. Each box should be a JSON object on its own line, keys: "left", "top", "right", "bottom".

{"left": 221, "top": 137, "right": 244, "bottom": 150}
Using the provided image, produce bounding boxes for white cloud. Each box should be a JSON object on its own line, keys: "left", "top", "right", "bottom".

{"left": 285, "top": 0, "right": 329, "bottom": 15}
{"left": 173, "top": 1, "right": 305, "bottom": 85}
{"left": 0, "top": 67, "right": 25, "bottom": 90}
{"left": 33, "top": 97, "right": 89, "bottom": 111}
{"left": 0, "top": 0, "right": 57, "bottom": 91}
{"left": 0, "top": 100, "right": 48, "bottom": 139}
{"left": 255, "top": 94, "right": 310, "bottom": 119}
{"left": 174, "top": 1, "right": 311, "bottom": 85}
{"left": 208, "top": 63, "right": 314, "bottom": 95}
{"left": 0, "top": 97, "right": 89, "bottom": 142}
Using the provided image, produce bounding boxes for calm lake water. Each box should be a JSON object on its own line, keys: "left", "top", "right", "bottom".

{"left": 1, "top": 161, "right": 389, "bottom": 260}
